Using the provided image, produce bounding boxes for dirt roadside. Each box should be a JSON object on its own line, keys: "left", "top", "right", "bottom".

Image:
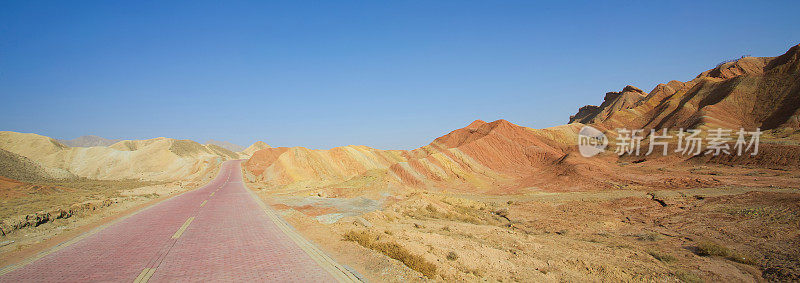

{"left": 0, "top": 163, "right": 221, "bottom": 268}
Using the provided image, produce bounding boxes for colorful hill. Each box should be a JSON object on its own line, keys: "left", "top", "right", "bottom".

{"left": 244, "top": 43, "right": 800, "bottom": 193}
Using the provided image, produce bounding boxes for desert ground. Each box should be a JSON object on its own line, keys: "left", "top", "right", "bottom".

{"left": 246, "top": 161, "right": 800, "bottom": 282}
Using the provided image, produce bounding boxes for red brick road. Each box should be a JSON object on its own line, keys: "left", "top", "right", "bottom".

{"left": 0, "top": 160, "right": 340, "bottom": 282}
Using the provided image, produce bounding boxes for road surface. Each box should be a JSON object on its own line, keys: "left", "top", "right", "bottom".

{"left": 0, "top": 160, "right": 357, "bottom": 282}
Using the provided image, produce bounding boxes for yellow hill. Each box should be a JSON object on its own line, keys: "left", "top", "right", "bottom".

{"left": 0, "top": 131, "right": 238, "bottom": 181}
{"left": 241, "top": 141, "right": 271, "bottom": 157}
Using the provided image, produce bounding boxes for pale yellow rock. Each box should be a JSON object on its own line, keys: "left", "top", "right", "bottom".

{"left": 241, "top": 141, "right": 271, "bottom": 157}
{"left": 0, "top": 131, "right": 235, "bottom": 181}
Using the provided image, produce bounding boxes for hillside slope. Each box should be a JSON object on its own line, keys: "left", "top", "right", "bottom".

{"left": 0, "top": 149, "right": 76, "bottom": 182}
{"left": 0, "top": 131, "right": 236, "bottom": 181}
{"left": 58, "top": 135, "right": 122, "bottom": 147}
{"left": 241, "top": 141, "right": 271, "bottom": 157}
{"left": 243, "top": 119, "right": 608, "bottom": 192}
{"left": 205, "top": 139, "right": 246, "bottom": 152}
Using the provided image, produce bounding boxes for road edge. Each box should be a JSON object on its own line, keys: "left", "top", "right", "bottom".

{"left": 242, "top": 180, "right": 364, "bottom": 282}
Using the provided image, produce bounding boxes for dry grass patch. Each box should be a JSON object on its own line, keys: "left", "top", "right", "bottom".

{"left": 634, "top": 232, "right": 661, "bottom": 242}
{"left": 1, "top": 179, "right": 163, "bottom": 220}
{"left": 343, "top": 230, "right": 437, "bottom": 278}
{"left": 673, "top": 270, "right": 703, "bottom": 283}
{"left": 647, "top": 250, "right": 676, "bottom": 263}
{"left": 404, "top": 201, "right": 509, "bottom": 227}
{"left": 695, "top": 241, "right": 757, "bottom": 265}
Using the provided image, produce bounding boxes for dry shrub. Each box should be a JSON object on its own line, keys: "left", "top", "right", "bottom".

{"left": 695, "top": 241, "right": 757, "bottom": 265}
{"left": 673, "top": 270, "right": 703, "bottom": 283}
{"left": 343, "top": 230, "right": 437, "bottom": 278}
{"left": 343, "top": 229, "right": 375, "bottom": 246}
{"left": 647, "top": 250, "right": 676, "bottom": 263}
{"left": 635, "top": 232, "right": 661, "bottom": 241}
{"left": 446, "top": 251, "right": 459, "bottom": 261}
{"left": 405, "top": 201, "right": 508, "bottom": 226}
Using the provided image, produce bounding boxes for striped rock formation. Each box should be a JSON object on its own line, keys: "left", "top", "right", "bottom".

{"left": 243, "top": 119, "right": 614, "bottom": 193}
{"left": 570, "top": 44, "right": 800, "bottom": 132}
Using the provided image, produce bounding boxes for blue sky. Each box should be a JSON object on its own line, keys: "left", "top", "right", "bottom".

{"left": 1, "top": 1, "right": 799, "bottom": 149}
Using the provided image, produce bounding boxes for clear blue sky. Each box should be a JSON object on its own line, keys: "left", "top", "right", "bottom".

{"left": 2, "top": 1, "right": 799, "bottom": 149}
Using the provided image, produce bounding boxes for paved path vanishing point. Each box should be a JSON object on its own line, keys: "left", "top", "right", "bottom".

{"left": 0, "top": 160, "right": 359, "bottom": 282}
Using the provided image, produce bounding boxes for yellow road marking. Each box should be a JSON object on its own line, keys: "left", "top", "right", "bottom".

{"left": 171, "top": 217, "right": 195, "bottom": 239}
{"left": 133, "top": 268, "right": 151, "bottom": 283}
{"left": 210, "top": 192, "right": 215, "bottom": 197}
{"left": 200, "top": 200, "right": 207, "bottom": 207}
{"left": 141, "top": 268, "right": 156, "bottom": 282}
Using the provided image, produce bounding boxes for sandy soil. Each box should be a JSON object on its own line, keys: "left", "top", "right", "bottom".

{"left": 247, "top": 164, "right": 800, "bottom": 282}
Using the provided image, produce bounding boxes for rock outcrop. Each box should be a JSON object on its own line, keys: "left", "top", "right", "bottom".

{"left": 569, "top": 85, "right": 646, "bottom": 124}
{"left": 570, "top": 44, "right": 800, "bottom": 131}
